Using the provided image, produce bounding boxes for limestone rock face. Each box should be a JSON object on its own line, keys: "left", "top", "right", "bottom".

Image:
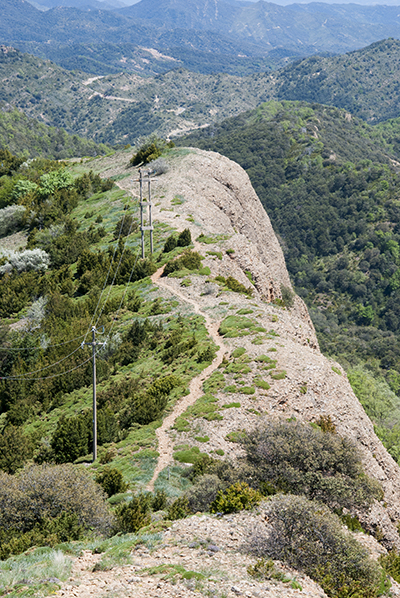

{"left": 112, "top": 147, "right": 400, "bottom": 546}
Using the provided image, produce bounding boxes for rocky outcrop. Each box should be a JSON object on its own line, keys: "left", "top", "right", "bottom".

{"left": 112, "top": 147, "right": 400, "bottom": 547}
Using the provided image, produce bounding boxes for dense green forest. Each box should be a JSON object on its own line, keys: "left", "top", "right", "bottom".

{"left": 0, "top": 108, "right": 109, "bottom": 159}
{"left": 182, "top": 100, "right": 400, "bottom": 460}
{"left": 275, "top": 38, "right": 400, "bottom": 123}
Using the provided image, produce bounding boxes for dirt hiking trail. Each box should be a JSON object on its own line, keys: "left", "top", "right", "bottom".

{"left": 147, "top": 263, "right": 228, "bottom": 490}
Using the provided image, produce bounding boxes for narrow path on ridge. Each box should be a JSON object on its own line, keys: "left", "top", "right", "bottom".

{"left": 146, "top": 264, "right": 228, "bottom": 491}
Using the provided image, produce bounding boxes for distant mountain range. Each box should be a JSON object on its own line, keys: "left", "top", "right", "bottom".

{"left": 4, "top": 0, "right": 400, "bottom": 77}
{"left": 2, "top": 37, "right": 400, "bottom": 148}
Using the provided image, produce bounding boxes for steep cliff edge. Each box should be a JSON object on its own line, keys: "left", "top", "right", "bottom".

{"left": 99, "top": 147, "right": 400, "bottom": 547}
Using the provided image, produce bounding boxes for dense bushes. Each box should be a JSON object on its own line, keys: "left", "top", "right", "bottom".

{"left": 242, "top": 420, "right": 382, "bottom": 510}
{"left": 51, "top": 408, "right": 119, "bottom": 463}
{"left": 0, "top": 425, "right": 33, "bottom": 474}
{"left": 95, "top": 467, "right": 128, "bottom": 497}
{"left": 247, "top": 494, "right": 388, "bottom": 598}
{"left": 210, "top": 482, "right": 262, "bottom": 514}
{"left": 0, "top": 464, "right": 113, "bottom": 558}
{"left": 163, "top": 250, "right": 202, "bottom": 276}
{"left": 163, "top": 228, "right": 192, "bottom": 253}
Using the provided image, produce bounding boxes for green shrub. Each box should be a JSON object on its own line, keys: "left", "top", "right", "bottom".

{"left": 242, "top": 420, "right": 382, "bottom": 510}
{"left": 226, "top": 276, "right": 253, "bottom": 296}
{"left": 187, "top": 454, "right": 219, "bottom": 480}
{"left": 210, "top": 482, "right": 262, "bottom": 514}
{"left": 152, "top": 490, "right": 168, "bottom": 512}
{"left": 126, "top": 374, "right": 180, "bottom": 426}
{"left": 167, "top": 496, "right": 191, "bottom": 520}
{"left": 0, "top": 425, "right": 33, "bottom": 474}
{"left": 197, "top": 346, "right": 215, "bottom": 362}
{"left": 163, "top": 234, "right": 177, "bottom": 253}
{"left": 115, "top": 494, "right": 151, "bottom": 533}
{"left": 0, "top": 464, "right": 113, "bottom": 557}
{"left": 271, "top": 370, "right": 286, "bottom": 380}
{"left": 254, "top": 379, "right": 271, "bottom": 390}
{"left": 96, "top": 468, "right": 128, "bottom": 497}
{"left": 163, "top": 250, "right": 202, "bottom": 276}
{"left": 114, "top": 214, "right": 138, "bottom": 238}
{"left": 177, "top": 228, "right": 191, "bottom": 247}
{"left": 232, "top": 347, "right": 246, "bottom": 358}
{"left": 280, "top": 285, "right": 295, "bottom": 308}
{"left": 316, "top": 414, "right": 337, "bottom": 434}
{"left": 379, "top": 550, "right": 400, "bottom": 583}
{"left": 247, "top": 494, "right": 387, "bottom": 598}
{"left": 130, "top": 141, "right": 162, "bottom": 166}
{"left": 51, "top": 415, "right": 90, "bottom": 464}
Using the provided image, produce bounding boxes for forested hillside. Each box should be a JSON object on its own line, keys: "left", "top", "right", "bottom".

{"left": 275, "top": 38, "right": 400, "bottom": 123}
{"left": 0, "top": 47, "right": 274, "bottom": 143}
{"left": 0, "top": 108, "right": 109, "bottom": 158}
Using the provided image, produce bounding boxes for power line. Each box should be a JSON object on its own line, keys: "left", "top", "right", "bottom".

{"left": 83, "top": 210, "right": 129, "bottom": 343}
{"left": 94, "top": 218, "right": 139, "bottom": 330}
{"left": 1, "top": 345, "right": 84, "bottom": 378}
{"left": 0, "top": 356, "right": 92, "bottom": 381}
{"left": 0, "top": 333, "right": 87, "bottom": 352}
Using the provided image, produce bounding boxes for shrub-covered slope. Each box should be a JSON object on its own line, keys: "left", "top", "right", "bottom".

{"left": 0, "top": 107, "right": 109, "bottom": 159}
{"left": 2, "top": 145, "right": 400, "bottom": 598}
{"left": 275, "top": 38, "right": 400, "bottom": 124}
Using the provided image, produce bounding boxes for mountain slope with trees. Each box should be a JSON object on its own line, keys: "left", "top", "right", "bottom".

{"left": 0, "top": 107, "right": 109, "bottom": 159}
{"left": 275, "top": 38, "right": 400, "bottom": 123}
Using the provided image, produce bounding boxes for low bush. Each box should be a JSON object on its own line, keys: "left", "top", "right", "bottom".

{"left": 242, "top": 420, "right": 382, "bottom": 511}
{"left": 0, "top": 248, "right": 50, "bottom": 274}
{"left": 0, "top": 204, "right": 26, "bottom": 238}
{"left": 152, "top": 490, "right": 168, "bottom": 512}
{"left": 186, "top": 474, "right": 224, "bottom": 512}
{"left": 167, "top": 496, "right": 191, "bottom": 520}
{"left": 163, "top": 234, "right": 177, "bottom": 253}
{"left": 0, "top": 425, "right": 33, "bottom": 474}
{"left": 280, "top": 285, "right": 295, "bottom": 308}
{"left": 163, "top": 250, "right": 202, "bottom": 276}
{"left": 0, "top": 464, "right": 113, "bottom": 557}
{"left": 210, "top": 482, "right": 262, "bottom": 514}
{"left": 96, "top": 467, "right": 128, "bottom": 497}
{"left": 247, "top": 494, "right": 387, "bottom": 598}
{"left": 115, "top": 494, "right": 151, "bottom": 533}
{"left": 379, "top": 550, "right": 400, "bottom": 583}
{"left": 177, "top": 228, "right": 191, "bottom": 247}
{"left": 130, "top": 142, "right": 162, "bottom": 166}
{"left": 113, "top": 214, "right": 138, "bottom": 238}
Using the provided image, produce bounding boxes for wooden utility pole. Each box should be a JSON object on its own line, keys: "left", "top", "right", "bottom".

{"left": 139, "top": 168, "right": 154, "bottom": 259}
{"left": 82, "top": 327, "right": 104, "bottom": 462}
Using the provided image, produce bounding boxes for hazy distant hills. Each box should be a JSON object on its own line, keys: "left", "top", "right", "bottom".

{"left": 276, "top": 38, "right": 400, "bottom": 123}
{"left": 5, "top": 0, "right": 400, "bottom": 77}
{"left": 3, "top": 38, "right": 400, "bottom": 145}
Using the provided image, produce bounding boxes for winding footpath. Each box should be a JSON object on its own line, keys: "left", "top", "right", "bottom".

{"left": 146, "top": 265, "right": 227, "bottom": 490}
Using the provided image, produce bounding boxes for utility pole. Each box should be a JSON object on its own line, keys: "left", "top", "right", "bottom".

{"left": 139, "top": 168, "right": 154, "bottom": 259}
{"left": 82, "top": 327, "right": 105, "bottom": 462}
